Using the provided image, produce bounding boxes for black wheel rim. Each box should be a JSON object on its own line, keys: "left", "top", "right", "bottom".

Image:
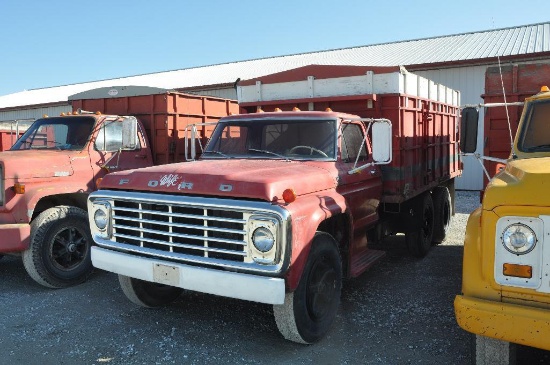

{"left": 422, "top": 204, "right": 434, "bottom": 242}
{"left": 306, "top": 255, "right": 337, "bottom": 321}
{"left": 49, "top": 227, "right": 88, "bottom": 271}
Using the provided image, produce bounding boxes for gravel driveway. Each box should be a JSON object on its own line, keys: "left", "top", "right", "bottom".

{"left": 0, "top": 191, "right": 548, "bottom": 364}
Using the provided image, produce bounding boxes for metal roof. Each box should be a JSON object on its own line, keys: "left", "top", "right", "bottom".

{"left": 1, "top": 22, "right": 548, "bottom": 109}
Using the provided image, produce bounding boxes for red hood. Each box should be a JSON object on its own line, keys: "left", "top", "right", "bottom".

{"left": 102, "top": 159, "right": 338, "bottom": 202}
{"left": 0, "top": 150, "right": 74, "bottom": 180}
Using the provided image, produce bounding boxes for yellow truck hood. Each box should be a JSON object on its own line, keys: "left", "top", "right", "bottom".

{"left": 484, "top": 157, "right": 550, "bottom": 210}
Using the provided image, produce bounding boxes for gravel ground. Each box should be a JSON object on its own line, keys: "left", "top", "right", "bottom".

{"left": 0, "top": 191, "right": 548, "bottom": 364}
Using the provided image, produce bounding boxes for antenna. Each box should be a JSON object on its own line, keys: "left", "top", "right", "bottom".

{"left": 493, "top": 18, "right": 515, "bottom": 157}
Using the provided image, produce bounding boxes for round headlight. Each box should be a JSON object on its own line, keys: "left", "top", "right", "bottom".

{"left": 252, "top": 227, "right": 275, "bottom": 252}
{"left": 94, "top": 209, "right": 108, "bottom": 230}
{"left": 502, "top": 223, "right": 536, "bottom": 254}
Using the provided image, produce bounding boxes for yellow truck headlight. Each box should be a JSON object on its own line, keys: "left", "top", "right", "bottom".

{"left": 501, "top": 223, "right": 537, "bottom": 254}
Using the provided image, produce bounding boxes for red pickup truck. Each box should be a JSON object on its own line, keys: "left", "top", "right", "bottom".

{"left": 0, "top": 86, "right": 237, "bottom": 288}
{"left": 87, "top": 65, "right": 461, "bottom": 342}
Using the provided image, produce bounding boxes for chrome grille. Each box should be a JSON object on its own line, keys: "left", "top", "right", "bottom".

{"left": 112, "top": 200, "right": 247, "bottom": 262}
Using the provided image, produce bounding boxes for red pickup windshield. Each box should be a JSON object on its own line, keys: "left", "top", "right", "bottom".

{"left": 11, "top": 116, "right": 95, "bottom": 151}
{"left": 203, "top": 118, "right": 337, "bottom": 160}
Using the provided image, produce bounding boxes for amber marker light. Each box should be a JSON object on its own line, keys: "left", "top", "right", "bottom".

{"left": 282, "top": 188, "right": 297, "bottom": 204}
{"left": 95, "top": 111, "right": 102, "bottom": 115}
{"left": 96, "top": 178, "right": 103, "bottom": 188}
{"left": 13, "top": 183, "right": 25, "bottom": 194}
{"left": 325, "top": 108, "right": 333, "bottom": 112}
{"left": 541, "top": 86, "right": 550, "bottom": 93}
{"left": 503, "top": 263, "right": 532, "bottom": 278}
{"left": 292, "top": 107, "right": 301, "bottom": 112}
{"left": 274, "top": 108, "right": 282, "bottom": 112}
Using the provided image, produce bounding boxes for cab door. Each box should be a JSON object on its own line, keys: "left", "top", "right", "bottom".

{"left": 336, "top": 121, "right": 383, "bottom": 276}
{"left": 89, "top": 117, "right": 153, "bottom": 188}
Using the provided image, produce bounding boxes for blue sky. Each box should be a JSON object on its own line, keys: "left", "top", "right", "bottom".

{"left": 0, "top": 0, "right": 548, "bottom": 97}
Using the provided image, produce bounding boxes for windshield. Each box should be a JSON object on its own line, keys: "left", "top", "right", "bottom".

{"left": 203, "top": 119, "right": 336, "bottom": 160}
{"left": 11, "top": 116, "right": 95, "bottom": 151}
{"left": 518, "top": 99, "right": 550, "bottom": 152}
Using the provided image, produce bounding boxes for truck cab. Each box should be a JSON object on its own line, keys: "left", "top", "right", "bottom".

{"left": 455, "top": 87, "right": 550, "bottom": 363}
{"left": 0, "top": 111, "right": 153, "bottom": 288}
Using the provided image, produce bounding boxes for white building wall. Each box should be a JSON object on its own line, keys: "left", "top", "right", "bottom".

{"left": 0, "top": 104, "right": 71, "bottom": 123}
{"left": 415, "top": 66, "right": 487, "bottom": 191}
{"left": 185, "top": 87, "right": 237, "bottom": 100}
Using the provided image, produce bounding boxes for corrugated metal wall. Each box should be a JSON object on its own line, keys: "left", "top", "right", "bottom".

{"left": 185, "top": 87, "right": 237, "bottom": 100}
{"left": 415, "top": 66, "right": 486, "bottom": 191}
{"left": 0, "top": 104, "right": 71, "bottom": 122}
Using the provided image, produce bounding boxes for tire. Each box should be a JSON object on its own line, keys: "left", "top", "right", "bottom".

{"left": 22, "top": 206, "right": 93, "bottom": 288}
{"left": 273, "top": 232, "right": 342, "bottom": 344}
{"left": 432, "top": 187, "right": 452, "bottom": 244}
{"left": 119, "top": 275, "right": 183, "bottom": 307}
{"left": 406, "top": 193, "right": 435, "bottom": 258}
{"left": 471, "top": 334, "right": 517, "bottom": 365}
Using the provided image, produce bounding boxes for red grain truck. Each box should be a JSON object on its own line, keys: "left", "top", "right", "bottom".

{"left": 87, "top": 65, "right": 461, "bottom": 343}
{"left": 0, "top": 86, "right": 237, "bottom": 288}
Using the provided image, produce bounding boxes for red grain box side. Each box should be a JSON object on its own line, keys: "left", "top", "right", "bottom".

{"left": 70, "top": 86, "right": 238, "bottom": 164}
{"left": 239, "top": 65, "right": 461, "bottom": 203}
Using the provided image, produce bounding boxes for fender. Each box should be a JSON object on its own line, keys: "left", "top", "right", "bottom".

{"left": 281, "top": 188, "right": 347, "bottom": 291}
{"left": 9, "top": 179, "right": 93, "bottom": 223}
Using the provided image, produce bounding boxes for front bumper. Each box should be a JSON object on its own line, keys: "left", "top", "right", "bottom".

{"left": 0, "top": 223, "right": 30, "bottom": 253}
{"left": 455, "top": 295, "right": 550, "bottom": 351}
{"left": 92, "top": 246, "right": 286, "bottom": 305}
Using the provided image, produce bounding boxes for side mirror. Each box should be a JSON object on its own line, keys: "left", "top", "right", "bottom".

{"left": 121, "top": 117, "right": 138, "bottom": 150}
{"left": 372, "top": 120, "right": 392, "bottom": 164}
{"left": 460, "top": 107, "right": 479, "bottom": 153}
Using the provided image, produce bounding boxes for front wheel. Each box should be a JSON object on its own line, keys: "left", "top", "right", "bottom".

{"left": 118, "top": 275, "right": 183, "bottom": 307}
{"left": 273, "top": 232, "right": 342, "bottom": 344}
{"left": 22, "top": 206, "right": 93, "bottom": 288}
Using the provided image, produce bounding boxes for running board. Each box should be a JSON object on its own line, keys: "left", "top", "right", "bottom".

{"left": 350, "top": 249, "right": 386, "bottom": 277}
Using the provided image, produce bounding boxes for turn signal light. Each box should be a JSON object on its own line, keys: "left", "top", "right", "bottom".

{"left": 292, "top": 107, "right": 301, "bottom": 112}
{"left": 325, "top": 108, "right": 333, "bottom": 112}
{"left": 274, "top": 108, "right": 282, "bottom": 112}
{"left": 96, "top": 178, "right": 103, "bottom": 188}
{"left": 503, "top": 263, "right": 532, "bottom": 278}
{"left": 282, "top": 188, "right": 296, "bottom": 204}
{"left": 13, "top": 183, "right": 25, "bottom": 194}
{"left": 541, "top": 86, "right": 550, "bottom": 93}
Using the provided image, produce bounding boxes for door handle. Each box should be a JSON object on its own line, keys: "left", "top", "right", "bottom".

{"left": 135, "top": 154, "right": 147, "bottom": 159}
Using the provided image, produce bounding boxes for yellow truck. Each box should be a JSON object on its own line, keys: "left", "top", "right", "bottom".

{"left": 455, "top": 85, "right": 550, "bottom": 364}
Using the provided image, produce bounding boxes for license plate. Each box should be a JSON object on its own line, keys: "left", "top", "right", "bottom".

{"left": 153, "top": 263, "right": 180, "bottom": 286}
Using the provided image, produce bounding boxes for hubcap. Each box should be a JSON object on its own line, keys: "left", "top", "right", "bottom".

{"left": 50, "top": 227, "right": 87, "bottom": 271}
{"left": 306, "top": 257, "right": 337, "bottom": 320}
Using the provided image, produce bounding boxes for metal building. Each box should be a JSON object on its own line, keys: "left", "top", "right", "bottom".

{"left": 1, "top": 22, "right": 549, "bottom": 190}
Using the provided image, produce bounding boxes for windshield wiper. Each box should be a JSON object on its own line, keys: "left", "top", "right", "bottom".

{"left": 525, "top": 144, "right": 550, "bottom": 151}
{"left": 248, "top": 148, "right": 289, "bottom": 161}
{"left": 203, "top": 150, "right": 232, "bottom": 158}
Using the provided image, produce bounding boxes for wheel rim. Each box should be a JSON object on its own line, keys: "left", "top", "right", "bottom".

{"left": 306, "top": 256, "right": 337, "bottom": 321}
{"left": 422, "top": 203, "right": 434, "bottom": 242}
{"left": 49, "top": 227, "right": 88, "bottom": 271}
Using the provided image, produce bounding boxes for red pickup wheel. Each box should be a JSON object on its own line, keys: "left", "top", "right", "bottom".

{"left": 273, "top": 232, "right": 342, "bottom": 344}
{"left": 406, "top": 193, "right": 435, "bottom": 257}
{"left": 118, "top": 275, "right": 183, "bottom": 307}
{"left": 432, "top": 187, "right": 452, "bottom": 244}
{"left": 22, "top": 206, "right": 93, "bottom": 288}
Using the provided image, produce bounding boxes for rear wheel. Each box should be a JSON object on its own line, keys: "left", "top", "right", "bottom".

{"left": 432, "top": 187, "right": 452, "bottom": 244}
{"left": 118, "top": 275, "right": 183, "bottom": 307}
{"left": 273, "top": 232, "right": 342, "bottom": 344}
{"left": 406, "top": 193, "right": 435, "bottom": 258}
{"left": 22, "top": 206, "right": 93, "bottom": 288}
